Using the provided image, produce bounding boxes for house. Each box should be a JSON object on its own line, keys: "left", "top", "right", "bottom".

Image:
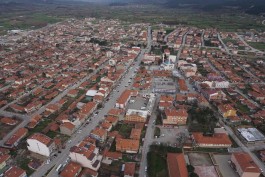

{"left": 231, "top": 152, "right": 261, "bottom": 177}
{"left": 46, "top": 104, "right": 60, "bottom": 113}
{"left": 159, "top": 95, "right": 174, "bottom": 110}
{"left": 178, "top": 79, "right": 189, "bottom": 94}
{"left": 163, "top": 109, "right": 188, "bottom": 126}
{"left": 105, "top": 116, "right": 119, "bottom": 126}
{"left": 116, "top": 139, "right": 139, "bottom": 154}
{"left": 104, "top": 151, "right": 122, "bottom": 161}
{"left": 218, "top": 104, "right": 237, "bottom": 118}
{"left": 101, "top": 121, "right": 112, "bottom": 132}
{"left": 24, "top": 101, "right": 42, "bottom": 113}
{"left": 197, "top": 95, "right": 210, "bottom": 108}
{"left": 202, "top": 89, "right": 226, "bottom": 101}
{"left": 1, "top": 117, "right": 18, "bottom": 126}
{"left": 69, "top": 140, "right": 101, "bottom": 171}
{"left": 167, "top": 153, "right": 188, "bottom": 177}
{"left": 60, "top": 122, "right": 76, "bottom": 136}
{"left": 78, "top": 168, "right": 98, "bottom": 177}
{"left": 4, "top": 166, "right": 27, "bottom": 177}
{"left": 67, "top": 89, "right": 79, "bottom": 98}
{"left": 0, "top": 154, "right": 10, "bottom": 170}
{"left": 27, "top": 133, "right": 55, "bottom": 157}
{"left": 116, "top": 90, "right": 138, "bottom": 109}
{"left": 130, "top": 129, "right": 141, "bottom": 140}
{"left": 79, "top": 102, "right": 97, "bottom": 119}
{"left": 192, "top": 132, "right": 232, "bottom": 148}
{"left": 60, "top": 162, "right": 82, "bottom": 177}
{"left": 90, "top": 128, "right": 107, "bottom": 142}
{"left": 108, "top": 108, "right": 125, "bottom": 120}
{"left": 4, "top": 128, "right": 28, "bottom": 148}
{"left": 124, "top": 162, "right": 136, "bottom": 177}
{"left": 27, "top": 114, "right": 42, "bottom": 129}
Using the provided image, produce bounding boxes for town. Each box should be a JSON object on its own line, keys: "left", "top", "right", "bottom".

{"left": 0, "top": 17, "right": 265, "bottom": 177}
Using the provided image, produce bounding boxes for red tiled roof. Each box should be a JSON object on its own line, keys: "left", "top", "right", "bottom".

{"left": 60, "top": 162, "right": 82, "bottom": 177}
{"left": 124, "top": 162, "right": 136, "bottom": 176}
{"left": 167, "top": 153, "right": 188, "bottom": 177}
{"left": 4, "top": 166, "right": 26, "bottom": 177}
{"left": 28, "top": 133, "right": 52, "bottom": 146}
{"left": 192, "top": 132, "right": 232, "bottom": 146}
{"left": 232, "top": 152, "right": 261, "bottom": 173}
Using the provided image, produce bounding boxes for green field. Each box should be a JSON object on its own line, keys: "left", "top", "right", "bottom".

{"left": 248, "top": 42, "right": 265, "bottom": 50}
{"left": 0, "top": 3, "right": 265, "bottom": 35}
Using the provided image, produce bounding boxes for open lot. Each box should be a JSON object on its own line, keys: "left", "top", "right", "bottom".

{"left": 195, "top": 166, "right": 219, "bottom": 177}
{"left": 188, "top": 152, "right": 213, "bottom": 166}
{"left": 155, "top": 126, "right": 189, "bottom": 146}
{"left": 213, "top": 154, "right": 238, "bottom": 177}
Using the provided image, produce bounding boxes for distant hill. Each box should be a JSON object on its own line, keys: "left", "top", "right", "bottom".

{"left": 163, "top": 0, "right": 265, "bottom": 15}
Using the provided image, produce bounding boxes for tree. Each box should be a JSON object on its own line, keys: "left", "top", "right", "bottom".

{"left": 187, "top": 165, "right": 195, "bottom": 173}
{"left": 190, "top": 172, "right": 199, "bottom": 177}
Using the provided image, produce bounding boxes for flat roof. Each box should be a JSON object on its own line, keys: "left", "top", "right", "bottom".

{"left": 238, "top": 128, "right": 265, "bottom": 142}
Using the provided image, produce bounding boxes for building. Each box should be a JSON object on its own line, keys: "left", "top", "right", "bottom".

{"left": 60, "top": 162, "right": 82, "bottom": 177}
{"left": 0, "top": 154, "right": 10, "bottom": 170}
{"left": 4, "top": 166, "right": 27, "bottom": 177}
{"left": 116, "top": 90, "right": 138, "bottom": 109}
{"left": 163, "top": 109, "right": 188, "bottom": 126}
{"left": 192, "top": 132, "right": 232, "bottom": 148}
{"left": 116, "top": 139, "right": 139, "bottom": 154}
{"left": 124, "top": 162, "right": 136, "bottom": 177}
{"left": 69, "top": 140, "right": 102, "bottom": 171}
{"left": 125, "top": 109, "right": 148, "bottom": 123}
{"left": 231, "top": 152, "right": 261, "bottom": 177}
{"left": 167, "top": 153, "right": 188, "bottom": 177}
{"left": 218, "top": 104, "right": 237, "bottom": 118}
{"left": 130, "top": 129, "right": 141, "bottom": 140}
{"left": 107, "top": 109, "right": 125, "bottom": 120}
{"left": 237, "top": 128, "right": 265, "bottom": 143}
{"left": 202, "top": 89, "right": 226, "bottom": 101}
{"left": 90, "top": 128, "right": 108, "bottom": 142}
{"left": 27, "top": 133, "right": 55, "bottom": 157}
{"left": 60, "top": 122, "right": 76, "bottom": 136}
{"left": 79, "top": 102, "right": 97, "bottom": 119}
{"left": 4, "top": 127, "right": 28, "bottom": 148}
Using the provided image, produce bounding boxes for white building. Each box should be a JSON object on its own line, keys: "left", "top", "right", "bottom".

{"left": 106, "top": 51, "right": 113, "bottom": 58}
{"left": 69, "top": 141, "right": 102, "bottom": 171}
{"left": 109, "top": 59, "right": 117, "bottom": 66}
{"left": 27, "top": 133, "right": 55, "bottom": 157}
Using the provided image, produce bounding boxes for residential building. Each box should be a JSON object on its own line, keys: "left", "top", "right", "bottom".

{"left": 116, "top": 139, "right": 139, "bottom": 154}
{"left": 231, "top": 152, "right": 261, "bottom": 177}
{"left": 4, "top": 166, "right": 27, "bottom": 177}
{"left": 4, "top": 127, "right": 28, "bottom": 148}
{"left": 90, "top": 127, "right": 107, "bottom": 142}
{"left": 0, "top": 154, "right": 10, "bottom": 170}
{"left": 218, "top": 104, "right": 237, "bottom": 118}
{"left": 69, "top": 140, "right": 102, "bottom": 171}
{"left": 116, "top": 90, "right": 138, "bottom": 109}
{"left": 27, "top": 133, "right": 55, "bottom": 157}
{"left": 60, "top": 162, "right": 82, "bottom": 177}
{"left": 60, "top": 122, "right": 76, "bottom": 136}
{"left": 124, "top": 162, "right": 136, "bottom": 177}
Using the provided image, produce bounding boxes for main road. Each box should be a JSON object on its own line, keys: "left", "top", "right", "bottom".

{"left": 33, "top": 26, "right": 152, "bottom": 177}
